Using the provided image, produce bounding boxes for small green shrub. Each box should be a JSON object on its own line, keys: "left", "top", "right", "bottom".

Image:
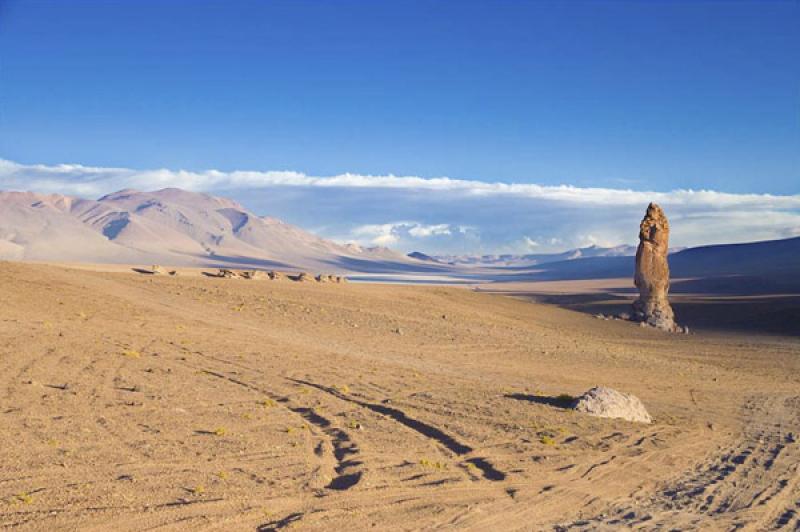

{"left": 540, "top": 435, "right": 556, "bottom": 446}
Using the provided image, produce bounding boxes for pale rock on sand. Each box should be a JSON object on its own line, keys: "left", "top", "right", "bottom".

{"left": 571, "top": 386, "right": 652, "bottom": 423}
{"left": 632, "top": 203, "right": 679, "bottom": 332}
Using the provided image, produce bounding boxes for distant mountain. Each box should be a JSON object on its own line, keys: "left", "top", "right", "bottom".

{"left": 407, "top": 251, "right": 441, "bottom": 263}
{"left": 502, "top": 236, "right": 800, "bottom": 292}
{"left": 0, "top": 188, "right": 416, "bottom": 273}
{"left": 433, "top": 244, "right": 639, "bottom": 267}
{"left": 669, "top": 237, "right": 800, "bottom": 278}
{"left": 3, "top": 187, "right": 796, "bottom": 287}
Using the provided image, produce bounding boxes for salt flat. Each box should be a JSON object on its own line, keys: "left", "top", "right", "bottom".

{"left": 1, "top": 262, "right": 798, "bottom": 530}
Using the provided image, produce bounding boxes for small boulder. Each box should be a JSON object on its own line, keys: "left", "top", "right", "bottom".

{"left": 315, "top": 274, "right": 330, "bottom": 283}
{"left": 151, "top": 265, "right": 166, "bottom": 275}
{"left": 571, "top": 387, "right": 651, "bottom": 424}
{"left": 268, "top": 271, "right": 283, "bottom": 280}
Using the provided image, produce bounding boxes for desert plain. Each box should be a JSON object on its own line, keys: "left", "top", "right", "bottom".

{"left": 0, "top": 262, "right": 798, "bottom": 531}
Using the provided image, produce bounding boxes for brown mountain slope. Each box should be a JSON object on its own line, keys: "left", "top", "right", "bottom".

{"left": 0, "top": 188, "right": 417, "bottom": 272}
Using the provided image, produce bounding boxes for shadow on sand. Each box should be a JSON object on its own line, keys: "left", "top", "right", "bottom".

{"left": 529, "top": 290, "right": 800, "bottom": 337}
{"left": 505, "top": 393, "right": 575, "bottom": 409}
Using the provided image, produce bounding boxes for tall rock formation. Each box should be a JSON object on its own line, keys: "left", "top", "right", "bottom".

{"left": 632, "top": 203, "right": 678, "bottom": 331}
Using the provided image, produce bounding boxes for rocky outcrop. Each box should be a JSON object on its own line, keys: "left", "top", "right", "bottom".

{"left": 571, "top": 387, "right": 652, "bottom": 423}
{"left": 134, "top": 265, "right": 176, "bottom": 275}
{"left": 632, "top": 203, "right": 679, "bottom": 331}
{"left": 210, "top": 269, "right": 265, "bottom": 279}
{"left": 240, "top": 270, "right": 267, "bottom": 280}
{"left": 201, "top": 268, "right": 344, "bottom": 284}
{"left": 295, "top": 272, "right": 313, "bottom": 282}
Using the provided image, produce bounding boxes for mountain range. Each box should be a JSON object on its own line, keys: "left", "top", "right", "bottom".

{"left": 1, "top": 187, "right": 798, "bottom": 289}
{"left": 0, "top": 188, "right": 414, "bottom": 272}
{"left": 414, "top": 245, "right": 638, "bottom": 267}
{"left": 492, "top": 236, "right": 800, "bottom": 293}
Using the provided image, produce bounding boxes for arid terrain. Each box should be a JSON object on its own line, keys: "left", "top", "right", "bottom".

{"left": 477, "top": 278, "right": 800, "bottom": 338}
{"left": 1, "top": 262, "right": 798, "bottom": 531}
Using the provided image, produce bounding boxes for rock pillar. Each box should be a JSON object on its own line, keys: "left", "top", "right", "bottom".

{"left": 632, "top": 203, "right": 678, "bottom": 331}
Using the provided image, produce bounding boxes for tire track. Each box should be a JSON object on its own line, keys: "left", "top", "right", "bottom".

{"left": 290, "top": 378, "right": 507, "bottom": 482}
{"left": 556, "top": 394, "right": 800, "bottom": 531}
{"left": 180, "top": 362, "right": 365, "bottom": 493}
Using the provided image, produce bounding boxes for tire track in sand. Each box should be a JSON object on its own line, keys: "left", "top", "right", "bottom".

{"left": 557, "top": 394, "right": 800, "bottom": 531}
{"left": 173, "top": 347, "right": 366, "bottom": 495}
{"left": 290, "top": 378, "right": 507, "bottom": 482}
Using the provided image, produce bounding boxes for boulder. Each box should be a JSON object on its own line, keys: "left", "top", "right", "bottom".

{"left": 295, "top": 272, "right": 313, "bottom": 282}
{"left": 571, "top": 386, "right": 651, "bottom": 423}
{"left": 268, "top": 271, "right": 283, "bottom": 280}
{"left": 315, "top": 274, "right": 330, "bottom": 283}
{"left": 632, "top": 203, "right": 679, "bottom": 331}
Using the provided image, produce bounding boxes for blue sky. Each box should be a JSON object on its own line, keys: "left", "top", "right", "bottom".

{"left": 0, "top": 1, "right": 798, "bottom": 253}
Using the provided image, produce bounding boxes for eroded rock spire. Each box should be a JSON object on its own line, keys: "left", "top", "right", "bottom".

{"left": 632, "top": 203, "right": 679, "bottom": 331}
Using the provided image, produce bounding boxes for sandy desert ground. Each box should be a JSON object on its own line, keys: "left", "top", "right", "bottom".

{"left": 1, "top": 262, "right": 798, "bottom": 531}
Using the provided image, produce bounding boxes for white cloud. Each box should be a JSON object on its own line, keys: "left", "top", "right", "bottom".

{"left": 408, "top": 223, "right": 452, "bottom": 238}
{"left": 350, "top": 221, "right": 464, "bottom": 247}
{"left": 350, "top": 223, "right": 402, "bottom": 246}
{"left": 1, "top": 158, "right": 798, "bottom": 210}
{"left": 1, "top": 157, "right": 798, "bottom": 254}
{"left": 522, "top": 236, "right": 540, "bottom": 249}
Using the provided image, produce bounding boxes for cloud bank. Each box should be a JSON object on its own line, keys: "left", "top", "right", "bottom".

{"left": 1, "top": 158, "right": 798, "bottom": 254}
